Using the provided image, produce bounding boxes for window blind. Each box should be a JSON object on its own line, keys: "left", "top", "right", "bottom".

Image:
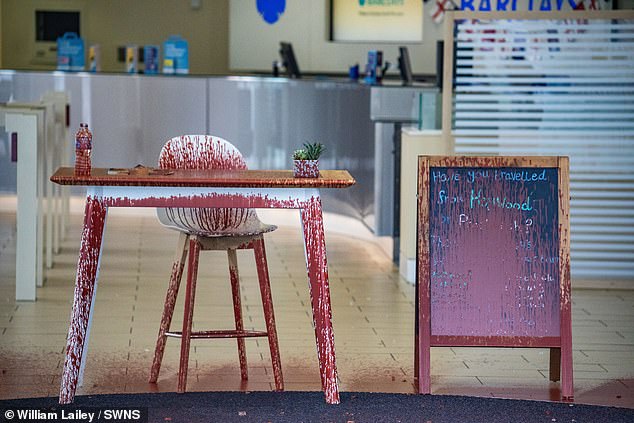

{"left": 448, "top": 12, "right": 634, "bottom": 280}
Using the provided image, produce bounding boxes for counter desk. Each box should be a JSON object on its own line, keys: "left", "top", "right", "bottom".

{"left": 0, "top": 71, "right": 440, "bottom": 237}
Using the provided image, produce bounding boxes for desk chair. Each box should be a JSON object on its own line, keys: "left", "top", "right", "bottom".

{"left": 149, "top": 135, "right": 283, "bottom": 392}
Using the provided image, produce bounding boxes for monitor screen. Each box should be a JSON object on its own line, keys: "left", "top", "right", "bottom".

{"left": 398, "top": 47, "right": 414, "bottom": 86}
{"left": 36, "top": 11, "right": 80, "bottom": 42}
{"left": 279, "top": 42, "right": 302, "bottom": 79}
{"left": 330, "top": 0, "right": 422, "bottom": 43}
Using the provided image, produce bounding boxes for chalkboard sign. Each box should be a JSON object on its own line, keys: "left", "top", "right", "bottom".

{"left": 416, "top": 156, "right": 572, "bottom": 400}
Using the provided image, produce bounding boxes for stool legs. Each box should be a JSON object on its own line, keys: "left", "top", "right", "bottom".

{"left": 228, "top": 248, "right": 249, "bottom": 380}
{"left": 150, "top": 232, "right": 189, "bottom": 383}
{"left": 253, "top": 237, "right": 284, "bottom": 391}
{"left": 178, "top": 236, "right": 201, "bottom": 393}
{"left": 151, "top": 233, "right": 283, "bottom": 393}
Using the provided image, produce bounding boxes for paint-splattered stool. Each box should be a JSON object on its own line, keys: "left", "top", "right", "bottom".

{"left": 149, "top": 135, "right": 283, "bottom": 392}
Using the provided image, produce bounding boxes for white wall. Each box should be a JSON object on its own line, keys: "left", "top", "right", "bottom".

{"left": 229, "top": 0, "right": 444, "bottom": 76}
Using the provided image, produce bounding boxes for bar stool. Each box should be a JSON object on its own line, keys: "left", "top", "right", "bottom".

{"left": 149, "top": 134, "right": 283, "bottom": 392}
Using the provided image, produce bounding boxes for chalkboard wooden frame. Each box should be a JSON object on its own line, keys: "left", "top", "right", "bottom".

{"left": 416, "top": 156, "right": 572, "bottom": 400}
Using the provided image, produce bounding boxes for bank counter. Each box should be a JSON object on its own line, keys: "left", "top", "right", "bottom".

{"left": 0, "top": 71, "right": 440, "bottom": 236}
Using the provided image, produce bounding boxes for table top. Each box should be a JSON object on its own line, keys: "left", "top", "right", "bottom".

{"left": 51, "top": 167, "right": 356, "bottom": 189}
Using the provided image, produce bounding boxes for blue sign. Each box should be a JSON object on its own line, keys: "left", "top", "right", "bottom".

{"left": 163, "top": 35, "right": 189, "bottom": 75}
{"left": 57, "top": 32, "right": 85, "bottom": 72}
{"left": 257, "top": 0, "right": 285, "bottom": 24}
{"left": 144, "top": 45, "right": 160, "bottom": 75}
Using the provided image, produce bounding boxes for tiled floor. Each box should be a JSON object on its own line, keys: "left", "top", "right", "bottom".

{"left": 0, "top": 200, "right": 633, "bottom": 409}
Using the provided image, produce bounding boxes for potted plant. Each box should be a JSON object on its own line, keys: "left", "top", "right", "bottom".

{"left": 292, "top": 142, "right": 325, "bottom": 178}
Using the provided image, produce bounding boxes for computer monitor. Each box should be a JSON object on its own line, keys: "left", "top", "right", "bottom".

{"left": 436, "top": 40, "right": 444, "bottom": 90}
{"left": 279, "top": 42, "right": 302, "bottom": 79}
{"left": 36, "top": 11, "right": 80, "bottom": 41}
{"left": 398, "top": 47, "right": 414, "bottom": 86}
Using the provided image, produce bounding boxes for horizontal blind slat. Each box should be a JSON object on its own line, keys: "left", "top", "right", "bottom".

{"left": 458, "top": 22, "right": 634, "bottom": 31}
{"left": 457, "top": 50, "right": 634, "bottom": 59}
{"left": 455, "top": 93, "right": 634, "bottom": 100}
{"left": 456, "top": 76, "right": 634, "bottom": 84}
{"left": 455, "top": 103, "right": 634, "bottom": 111}
{"left": 455, "top": 68, "right": 634, "bottom": 76}
{"left": 454, "top": 121, "right": 634, "bottom": 128}
{"left": 455, "top": 86, "right": 634, "bottom": 93}
{"left": 456, "top": 111, "right": 634, "bottom": 119}
{"left": 454, "top": 129, "right": 634, "bottom": 136}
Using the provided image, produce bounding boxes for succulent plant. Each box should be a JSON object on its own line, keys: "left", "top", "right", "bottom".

{"left": 292, "top": 149, "right": 308, "bottom": 160}
{"left": 293, "top": 142, "right": 325, "bottom": 161}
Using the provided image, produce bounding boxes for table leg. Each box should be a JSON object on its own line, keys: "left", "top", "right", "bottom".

{"left": 59, "top": 197, "right": 107, "bottom": 404}
{"left": 300, "top": 196, "right": 340, "bottom": 405}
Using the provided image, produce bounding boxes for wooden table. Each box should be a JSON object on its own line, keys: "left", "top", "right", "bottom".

{"left": 51, "top": 167, "right": 356, "bottom": 404}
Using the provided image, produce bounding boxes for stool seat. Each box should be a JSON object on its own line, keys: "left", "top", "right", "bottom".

{"left": 157, "top": 207, "right": 277, "bottom": 237}
{"left": 149, "top": 135, "right": 284, "bottom": 393}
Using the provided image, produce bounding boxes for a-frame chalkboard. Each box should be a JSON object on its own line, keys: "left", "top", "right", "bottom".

{"left": 416, "top": 156, "right": 572, "bottom": 400}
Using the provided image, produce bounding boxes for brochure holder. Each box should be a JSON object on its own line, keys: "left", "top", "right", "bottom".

{"left": 144, "top": 45, "right": 160, "bottom": 74}
{"left": 57, "top": 33, "right": 85, "bottom": 72}
{"left": 163, "top": 35, "right": 189, "bottom": 75}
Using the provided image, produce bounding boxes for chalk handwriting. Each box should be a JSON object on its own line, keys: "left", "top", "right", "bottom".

{"left": 433, "top": 168, "right": 548, "bottom": 185}
{"left": 432, "top": 171, "right": 460, "bottom": 183}
{"left": 470, "top": 189, "right": 534, "bottom": 212}
{"left": 431, "top": 269, "right": 473, "bottom": 289}
{"left": 523, "top": 255, "right": 559, "bottom": 264}
{"left": 516, "top": 272, "right": 556, "bottom": 282}
{"left": 494, "top": 169, "right": 547, "bottom": 183}
{"left": 438, "top": 190, "right": 465, "bottom": 205}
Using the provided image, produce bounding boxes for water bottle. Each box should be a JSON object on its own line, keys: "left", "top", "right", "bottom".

{"left": 74, "top": 123, "right": 92, "bottom": 176}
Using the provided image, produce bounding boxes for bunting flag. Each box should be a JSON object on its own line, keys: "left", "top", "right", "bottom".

{"left": 575, "top": 0, "right": 601, "bottom": 10}
{"left": 430, "top": 0, "right": 456, "bottom": 24}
